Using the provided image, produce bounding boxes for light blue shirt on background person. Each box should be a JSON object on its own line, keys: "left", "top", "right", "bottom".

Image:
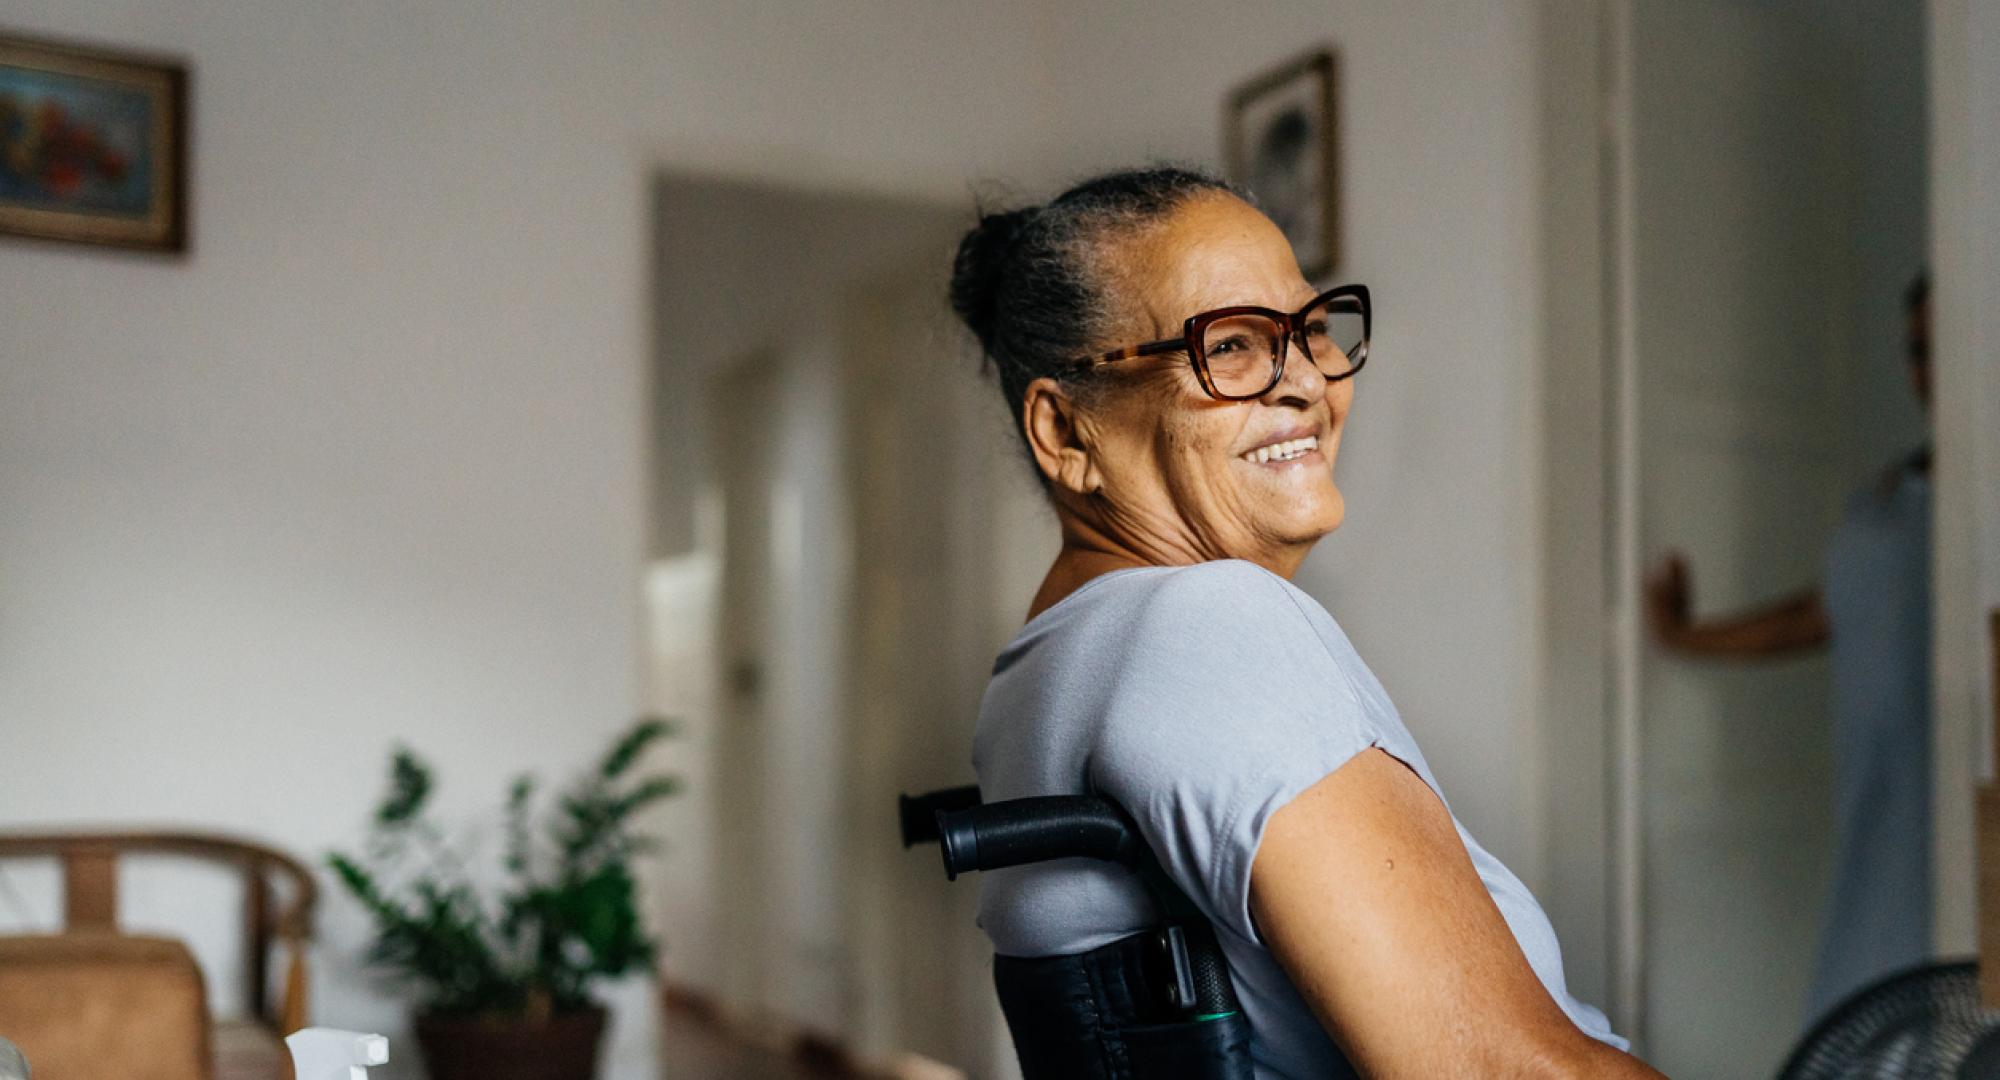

{"left": 971, "top": 558, "right": 1625, "bottom": 1079}
{"left": 1808, "top": 456, "right": 1933, "bottom": 1023}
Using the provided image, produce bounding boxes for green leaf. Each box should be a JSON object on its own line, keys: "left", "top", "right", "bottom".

{"left": 376, "top": 746, "right": 433, "bottom": 827}
{"left": 503, "top": 773, "right": 536, "bottom": 877}
{"left": 596, "top": 717, "right": 674, "bottom": 780}
{"left": 614, "top": 775, "right": 682, "bottom": 818}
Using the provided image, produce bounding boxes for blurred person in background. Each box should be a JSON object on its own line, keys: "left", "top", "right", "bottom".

{"left": 1646, "top": 273, "right": 1934, "bottom": 1025}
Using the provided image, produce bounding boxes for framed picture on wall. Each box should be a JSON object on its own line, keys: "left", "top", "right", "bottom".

{"left": 0, "top": 31, "right": 188, "bottom": 252}
{"left": 1226, "top": 48, "right": 1338, "bottom": 280}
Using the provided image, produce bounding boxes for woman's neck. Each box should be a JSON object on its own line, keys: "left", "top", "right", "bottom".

{"left": 1024, "top": 547, "right": 1152, "bottom": 623}
{"left": 1023, "top": 508, "right": 1161, "bottom": 622}
{"left": 1025, "top": 510, "right": 1306, "bottom": 623}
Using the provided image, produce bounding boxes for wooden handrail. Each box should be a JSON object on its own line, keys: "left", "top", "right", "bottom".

{"left": 0, "top": 830, "right": 318, "bottom": 1034}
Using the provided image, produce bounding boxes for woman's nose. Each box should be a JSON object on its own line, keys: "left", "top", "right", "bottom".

{"left": 1263, "top": 335, "right": 1329, "bottom": 406}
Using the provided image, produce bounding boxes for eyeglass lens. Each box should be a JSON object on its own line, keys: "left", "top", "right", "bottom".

{"left": 1197, "top": 296, "right": 1366, "bottom": 397}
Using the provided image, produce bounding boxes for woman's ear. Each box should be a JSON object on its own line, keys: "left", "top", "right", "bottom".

{"left": 1023, "top": 377, "right": 1103, "bottom": 496}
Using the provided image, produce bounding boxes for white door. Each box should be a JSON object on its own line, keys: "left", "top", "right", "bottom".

{"left": 706, "top": 352, "right": 786, "bottom": 1014}
{"left": 701, "top": 338, "right": 858, "bottom": 1028}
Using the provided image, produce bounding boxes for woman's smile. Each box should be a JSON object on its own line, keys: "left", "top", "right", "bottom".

{"left": 1239, "top": 423, "right": 1328, "bottom": 467}
{"left": 1240, "top": 440, "right": 1323, "bottom": 468}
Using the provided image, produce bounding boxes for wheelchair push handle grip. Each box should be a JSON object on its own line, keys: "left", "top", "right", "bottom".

{"left": 936, "top": 795, "right": 1145, "bottom": 880}
{"left": 898, "top": 785, "right": 983, "bottom": 848}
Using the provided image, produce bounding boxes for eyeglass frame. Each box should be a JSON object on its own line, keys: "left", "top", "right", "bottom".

{"left": 1064, "top": 283, "right": 1371, "bottom": 402}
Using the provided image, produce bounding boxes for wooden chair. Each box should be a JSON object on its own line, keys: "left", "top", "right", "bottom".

{"left": 0, "top": 832, "right": 316, "bottom": 1080}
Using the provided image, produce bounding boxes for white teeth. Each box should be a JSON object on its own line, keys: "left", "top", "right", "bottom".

{"left": 1243, "top": 435, "right": 1318, "bottom": 464}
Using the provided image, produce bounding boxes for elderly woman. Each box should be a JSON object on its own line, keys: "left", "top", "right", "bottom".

{"left": 950, "top": 167, "right": 1662, "bottom": 1079}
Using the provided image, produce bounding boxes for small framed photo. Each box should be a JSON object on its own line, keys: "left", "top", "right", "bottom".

{"left": 0, "top": 31, "right": 188, "bottom": 252}
{"left": 1226, "top": 48, "right": 1338, "bottom": 280}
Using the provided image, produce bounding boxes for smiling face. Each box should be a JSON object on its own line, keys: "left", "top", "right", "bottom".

{"left": 1024, "top": 192, "right": 1353, "bottom": 576}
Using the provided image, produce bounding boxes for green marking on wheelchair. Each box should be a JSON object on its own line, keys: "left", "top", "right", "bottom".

{"left": 1193, "top": 1011, "right": 1240, "bottom": 1022}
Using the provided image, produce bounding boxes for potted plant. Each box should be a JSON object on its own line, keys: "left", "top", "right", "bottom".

{"left": 329, "top": 718, "right": 680, "bottom": 1080}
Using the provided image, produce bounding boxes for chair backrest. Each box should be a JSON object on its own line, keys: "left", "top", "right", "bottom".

{"left": 902, "top": 788, "right": 1253, "bottom": 1079}
{"left": 0, "top": 832, "right": 317, "bottom": 1034}
{"left": 0, "top": 934, "right": 213, "bottom": 1080}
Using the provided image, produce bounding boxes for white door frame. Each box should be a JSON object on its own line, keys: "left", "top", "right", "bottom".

{"left": 1925, "top": 0, "right": 2000, "bottom": 958}
{"left": 1532, "top": 0, "right": 1647, "bottom": 1044}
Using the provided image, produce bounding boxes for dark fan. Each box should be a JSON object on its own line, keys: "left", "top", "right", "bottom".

{"left": 1778, "top": 961, "right": 2000, "bottom": 1079}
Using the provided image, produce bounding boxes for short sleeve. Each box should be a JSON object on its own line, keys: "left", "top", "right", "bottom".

{"left": 1085, "top": 561, "right": 1382, "bottom": 946}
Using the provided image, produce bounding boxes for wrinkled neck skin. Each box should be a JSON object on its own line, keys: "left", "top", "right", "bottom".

{"left": 1025, "top": 494, "right": 1312, "bottom": 624}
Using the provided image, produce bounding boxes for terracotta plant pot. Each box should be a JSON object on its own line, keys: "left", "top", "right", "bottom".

{"left": 413, "top": 1007, "right": 608, "bottom": 1080}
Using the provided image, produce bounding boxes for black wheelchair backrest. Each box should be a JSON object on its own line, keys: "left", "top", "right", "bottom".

{"left": 901, "top": 784, "right": 1254, "bottom": 1079}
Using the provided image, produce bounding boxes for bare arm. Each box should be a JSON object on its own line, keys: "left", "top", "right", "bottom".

{"left": 1250, "top": 749, "right": 1666, "bottom": 1079}
{"left": 1644, "top": 552, "right": 1829, "bottom": 657}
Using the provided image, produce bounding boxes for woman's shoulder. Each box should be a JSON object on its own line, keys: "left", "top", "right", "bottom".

{"left": 1003, "top": 558, "right": 1369, "bottom": 711}
{"left": 1083, "top": 561, "right": 1374, "bottom": 746}
{"left": 1125, "top": 560, "right": 1356, "bottom": 662}
{"left": 1088, "top": 558, "right": 1329, "bottom": 631}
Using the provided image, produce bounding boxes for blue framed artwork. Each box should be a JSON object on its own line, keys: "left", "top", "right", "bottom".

{"left": 0, "top": 32, "right": 187, "bottom": 252}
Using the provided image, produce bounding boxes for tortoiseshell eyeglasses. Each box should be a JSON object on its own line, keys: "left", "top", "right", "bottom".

{"left": 1067, "top": 284, "right": 1371, "bottom": 401}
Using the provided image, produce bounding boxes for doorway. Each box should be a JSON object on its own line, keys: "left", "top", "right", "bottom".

{"left": 642, "top": 172, "right": 1053, "bottom": 1078}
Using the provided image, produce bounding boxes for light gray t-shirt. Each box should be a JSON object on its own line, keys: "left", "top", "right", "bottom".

{"left": 1809, "top": 463, "right": 1931, "bottom": 1021}
{"left": 972, "top": 559, "right": 1624, "bottom": 1079}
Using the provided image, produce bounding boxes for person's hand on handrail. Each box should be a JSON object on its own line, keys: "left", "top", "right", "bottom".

{"left": 1644, "top": 550, "right": 1828, "bottom": 657}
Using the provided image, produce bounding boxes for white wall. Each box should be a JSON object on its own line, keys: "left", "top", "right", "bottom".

{"left": 0, "top": 2, "right": 1054, "bottom": 1075}
{"left": 0, "top": 4, "right": 657, "bottom": 1066}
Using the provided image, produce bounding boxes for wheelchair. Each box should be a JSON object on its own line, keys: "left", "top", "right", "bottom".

{"left": 899, "top": 786, "right": 1255, "bottom": 1079}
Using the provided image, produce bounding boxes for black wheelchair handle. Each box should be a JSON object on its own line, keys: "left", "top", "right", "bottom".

{"left": 898, "top": 785, "right": 983, "bottom": 848}
{"left": 936, "top": 795, "right": 1145, "bottom": 880}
